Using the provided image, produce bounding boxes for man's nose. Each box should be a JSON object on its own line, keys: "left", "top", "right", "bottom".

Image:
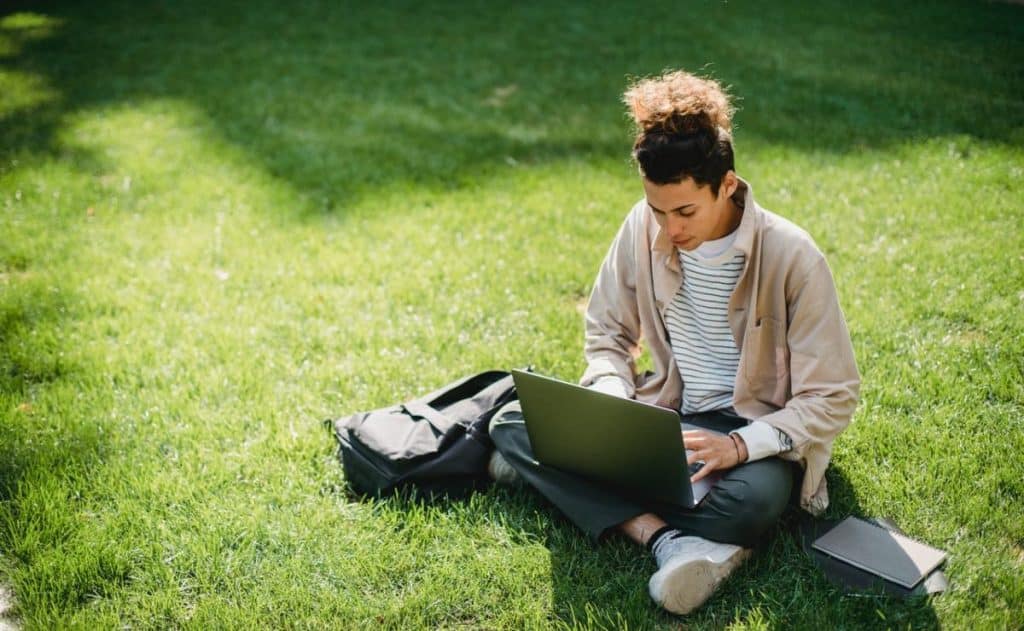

{"left": 666, "top": 214, "right": 686, "bottom": 237}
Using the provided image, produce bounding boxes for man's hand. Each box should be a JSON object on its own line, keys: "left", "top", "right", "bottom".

{"left": 683, "top": 429, "right": 748, "bottom": 482}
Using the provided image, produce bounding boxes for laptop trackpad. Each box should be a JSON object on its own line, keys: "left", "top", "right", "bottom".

{"left": 689, "top": 464, "right": 723, "bottom": 507}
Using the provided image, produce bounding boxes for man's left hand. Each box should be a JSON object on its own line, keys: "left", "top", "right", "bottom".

{"left": 682, "top": 429, "right": 747, "bottom": 482}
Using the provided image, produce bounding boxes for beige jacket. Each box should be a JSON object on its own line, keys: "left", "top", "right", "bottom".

{"left": 581, "top": 179, "right": 860, "bottom": 514}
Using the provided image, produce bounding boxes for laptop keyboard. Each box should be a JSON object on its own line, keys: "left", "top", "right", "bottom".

{"left": 688, "top": 461, "right": 705, "bottom": 476}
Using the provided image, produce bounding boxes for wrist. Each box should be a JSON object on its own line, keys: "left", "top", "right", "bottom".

{"left": 729, "top": 433, "right": 748, "bottom": 465}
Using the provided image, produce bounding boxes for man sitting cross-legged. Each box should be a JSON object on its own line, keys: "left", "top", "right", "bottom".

{"left": 488, "top": 69, "right": 860, "bottom": 615}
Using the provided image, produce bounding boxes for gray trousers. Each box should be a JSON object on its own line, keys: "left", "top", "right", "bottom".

{"left": 490, "top": 401, "right": 794, "bottom": 547}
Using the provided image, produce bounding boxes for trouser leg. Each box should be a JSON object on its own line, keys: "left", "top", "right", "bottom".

{"left": 489, "top": 402, "right": 795, "bottom": 546}
{"left": 489, "top": 401, "right": 650, "bottom": 540}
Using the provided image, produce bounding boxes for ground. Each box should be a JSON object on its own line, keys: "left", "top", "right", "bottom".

{"left": 1, "top": 0, "right": 1022, "bottom": 628}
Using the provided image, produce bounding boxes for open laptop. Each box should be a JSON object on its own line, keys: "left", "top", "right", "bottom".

{"left": 512, "top": 369, "right": 723, "bottom": 507}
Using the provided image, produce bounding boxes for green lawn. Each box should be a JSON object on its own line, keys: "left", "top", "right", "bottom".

{"left": 1, "top": 0, "right": 1022, "bottom": 628}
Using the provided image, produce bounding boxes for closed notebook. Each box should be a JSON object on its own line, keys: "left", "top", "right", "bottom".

{"left": 811, "top": 517, "right": 948, "bottom": 588}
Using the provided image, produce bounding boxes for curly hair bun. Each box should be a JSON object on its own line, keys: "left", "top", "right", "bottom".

{"left": 623, "top": 69, "right": 733, "bottom": 135}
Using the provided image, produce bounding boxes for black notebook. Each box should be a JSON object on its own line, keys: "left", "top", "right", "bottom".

{"left": 811, "top": 516, "right": 948, "bottom": 588}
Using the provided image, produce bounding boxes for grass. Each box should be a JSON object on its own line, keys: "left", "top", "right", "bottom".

{"left": 1, "top": 0, "right": 1022, "bottom": 627}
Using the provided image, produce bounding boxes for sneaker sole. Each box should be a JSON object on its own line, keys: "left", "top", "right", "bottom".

{"left": 651, "top": 548, "right": 752, "bottom": 615}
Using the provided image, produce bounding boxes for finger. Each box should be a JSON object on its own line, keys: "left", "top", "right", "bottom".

{"left": 690, "top": 458, "right": 718, "bottom": 483}
{"left": 681, "top": 430, "right": 697, "bottom": 448}
{"left": 682, "top": 431, "right": 708, "bottom": 449}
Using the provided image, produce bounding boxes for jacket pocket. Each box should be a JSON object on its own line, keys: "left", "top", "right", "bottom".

{"left": 742, "top": 316, "right": 790, "bottom": 407}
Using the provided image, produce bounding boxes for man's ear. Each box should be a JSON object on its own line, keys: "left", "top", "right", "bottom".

{"left": 720, "top": 171, "right": 739, "bottom": 199}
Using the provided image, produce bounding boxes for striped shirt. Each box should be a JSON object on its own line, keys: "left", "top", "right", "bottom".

{"left": 665, "top": 235, "right": 745, "bottom": 415}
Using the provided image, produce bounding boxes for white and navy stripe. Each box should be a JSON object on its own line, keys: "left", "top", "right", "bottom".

{"left": 665, "top": 247, "right": 745, "bottom": 414}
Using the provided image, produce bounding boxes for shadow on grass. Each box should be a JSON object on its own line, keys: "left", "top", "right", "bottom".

{"left": 538, "top": 464, "right": 939, "bottom": 628}
{"left": 2, "top": 0, "right": 1023, "bottom": 217}
{"left": 362, "top": 464, "right": 941, "bottom": 628}
{"left": 723, "top": 466, "right": 943, "bottom": 629}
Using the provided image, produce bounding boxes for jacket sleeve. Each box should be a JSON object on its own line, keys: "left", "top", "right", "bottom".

{"left": 579, "top": 209, "right": 644, "bottom": 398}
{"left": 758, "top": 257, "right": 860, "bottom": 458}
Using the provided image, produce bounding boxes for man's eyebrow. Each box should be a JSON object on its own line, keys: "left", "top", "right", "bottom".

{"left": 648, "top": 202, "right": 696, "bottom": 213}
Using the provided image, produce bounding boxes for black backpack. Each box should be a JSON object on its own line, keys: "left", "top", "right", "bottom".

{"left": 326, "top": 370, "right": 518, "bottom": 498}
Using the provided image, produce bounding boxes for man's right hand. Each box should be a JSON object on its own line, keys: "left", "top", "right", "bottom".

{"left": 682, "top": 429, "right": 746, "bottom": 482}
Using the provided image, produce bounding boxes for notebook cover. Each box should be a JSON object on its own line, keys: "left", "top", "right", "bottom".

{"left": 811, "top": 516, "right": 947, "bottom": 588}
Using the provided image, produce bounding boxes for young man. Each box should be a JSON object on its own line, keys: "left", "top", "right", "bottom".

{"left": 488, "top": 70, "right": 860, "bottom": 614}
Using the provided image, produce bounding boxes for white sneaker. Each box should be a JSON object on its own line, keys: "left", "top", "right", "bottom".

{"left": 487, "top": 450, "right": 520, "bottom": 485}
{"left": 648, "top": 536, "right": 751, "bottom": 614}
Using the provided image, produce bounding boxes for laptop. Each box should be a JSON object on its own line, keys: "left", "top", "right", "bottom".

{"left": 512, "top": 370, "right": 723, "bottom": 507}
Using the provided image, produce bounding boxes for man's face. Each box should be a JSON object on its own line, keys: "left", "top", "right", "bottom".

{"left": 643, "top": 173, "right": 739, "bottom": 251}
